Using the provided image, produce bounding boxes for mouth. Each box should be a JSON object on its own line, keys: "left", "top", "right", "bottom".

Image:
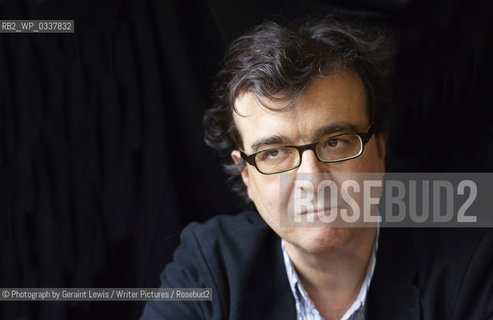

{"left": 298, "top": 206, "right": 338, "bottom": 216}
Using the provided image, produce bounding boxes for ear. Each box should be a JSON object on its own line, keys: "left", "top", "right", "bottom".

{"left": 375, "top": 133, "right": 386, "bottom": 158}
{"left": 231, "top": 150, "right": 253, "bottom": 200}
{"left": 374, "top": 133, "right": 387, "bottom": 169}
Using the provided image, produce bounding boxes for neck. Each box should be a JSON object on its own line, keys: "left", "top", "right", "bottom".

{"left": 284, "top": 227, "right": 376, "bottom": 318}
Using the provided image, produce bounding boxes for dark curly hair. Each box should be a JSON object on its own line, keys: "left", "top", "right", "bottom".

{"left": 204, "top": 15, "right": 393, "bottom": 202}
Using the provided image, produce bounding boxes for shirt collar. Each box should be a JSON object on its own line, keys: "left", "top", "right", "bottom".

{"left": 281, "top": 228, "right": 379, "bottom": 320}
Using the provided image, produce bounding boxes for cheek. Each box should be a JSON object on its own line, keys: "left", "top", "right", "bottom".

{"left": 367, "top": 141, "right": 385, "bottom": 170}
{"left": 351, "top": 140, "right": 385, "bottom": 172}
{"left": 248, "top": 173, "right": 282, "bottom": 211}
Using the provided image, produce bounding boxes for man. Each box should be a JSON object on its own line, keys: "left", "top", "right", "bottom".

{"left": 142, "top": 16, "right": 493, "bottom": 319}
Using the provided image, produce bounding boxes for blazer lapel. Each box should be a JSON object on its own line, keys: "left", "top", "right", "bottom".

{"left": 244, "top": 236, "right": 297, "bottom": 320}
{"left": 243, "top": 228, "right": 421, "bottom": 320}
{"left": 366, "top": 228, "right": 421, "bottom": 320}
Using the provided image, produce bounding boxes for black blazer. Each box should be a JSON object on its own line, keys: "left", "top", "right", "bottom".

{"left": 141, "top": 211, "right": 493, "bottom": 319}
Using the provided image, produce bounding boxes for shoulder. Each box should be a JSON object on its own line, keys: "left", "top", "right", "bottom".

{"left": 180, "top": 210, "right": 273, "bottom": 256}
{"left": 178, "top": 210, "right": 282, "bottom": 288}
{"left": 183, "top": 210, "right": 269, "bottom": 240}
{"left": 142, "top": 210, "right": 289, "bottom": 319}
{"left": 406, "top": 228, "right": 493, "bottom": 266}
{"left": 380, "top": 227, "right": 493, "bottom": 279}
{"left": 411, "top": 228, "right": 493, "bottom": 318}
{"left": 379, "top": 227, "right": 493, "bottom": 262}
{"left": 170, "top": 209, "right": 275, "bottom": 274}
{"left": 372, "top": 228, "right": 493, "bottom": 319}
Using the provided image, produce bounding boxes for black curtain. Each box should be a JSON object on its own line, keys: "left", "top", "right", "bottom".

{"left": 0, "top": 0, "right": 492, "bottom": 319}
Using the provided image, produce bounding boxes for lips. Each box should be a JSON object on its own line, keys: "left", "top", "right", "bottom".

{"left": 298, "top": 206, "right": 338, "bottom": 216}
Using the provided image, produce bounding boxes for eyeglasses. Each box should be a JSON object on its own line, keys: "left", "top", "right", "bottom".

{"left": 239, "top": 126, "right": 374, "bottom": 175}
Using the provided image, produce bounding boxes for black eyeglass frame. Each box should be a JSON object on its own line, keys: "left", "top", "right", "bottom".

{"left": 239, "top": 126, "right": 374, "bottom": 175}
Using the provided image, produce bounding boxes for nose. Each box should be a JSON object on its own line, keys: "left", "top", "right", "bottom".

{"left": 295, "top": 149, "right": 330, "bottom": 194}
{"left": 297, "top": 149, "right": 326, "bottom": 174}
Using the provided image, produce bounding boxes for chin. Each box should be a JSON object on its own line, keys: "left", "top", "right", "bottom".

{"left": 290, "top": 227, "right": 356, "bottom": 254}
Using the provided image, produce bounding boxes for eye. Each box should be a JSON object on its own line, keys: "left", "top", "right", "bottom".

{"left": 326, "top": 138, "right": 339, "bottom": 147}
{"left": 257, "top": 148, "right": 290, "bottom": 162}
{"left": 263, "top": 149, "right": 284, "bottom": 159}
{"left": 266, "top": 150, "right": 280, "bottom": 158}
{"left": 321, "top": 138, "right": 342, "bottom": 149}
{"left": 319, "top": 136, "right": 355, "bottom": 151}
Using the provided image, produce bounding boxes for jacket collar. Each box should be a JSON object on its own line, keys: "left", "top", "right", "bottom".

{"left": 244, "top": 236, "right": 297, "bottom": 320}
{"left": 366, "top": 228, "right": 421, "bottom": 320}
{"left": 243, "top": 227, "right": 420, "bottom": 320}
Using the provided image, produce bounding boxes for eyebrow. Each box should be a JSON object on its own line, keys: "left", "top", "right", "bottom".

{"left": 249, "top": 122, "right": 360, "bottom": 153}
{"left": 313, "top": 122, "right": 359, "bottom": 139}
{"left": 251, "top": 135, "right": 288, "bottom": 153}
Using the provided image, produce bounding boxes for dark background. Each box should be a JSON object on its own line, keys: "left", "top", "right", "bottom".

{"left": 0, "top": 0, "right": 492, "bottom": 319}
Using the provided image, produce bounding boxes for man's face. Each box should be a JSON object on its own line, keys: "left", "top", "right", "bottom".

{"left": 231, "top": 69, "right": 386, "bottom": 254}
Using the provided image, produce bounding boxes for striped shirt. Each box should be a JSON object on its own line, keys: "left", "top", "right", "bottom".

{"left": 281, "top": 230, "right": 379, "bottom": 320}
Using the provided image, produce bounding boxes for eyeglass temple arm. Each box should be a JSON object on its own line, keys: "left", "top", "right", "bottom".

{"left": 239, "top": 149, "right": 256, "bottom": 165}
{"left": 359, "top": 125, "right": 374, "bottom": 144}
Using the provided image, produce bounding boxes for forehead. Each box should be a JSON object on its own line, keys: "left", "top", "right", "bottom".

{"left": 233, "top": 69, "right": 369, "bottom": 152}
